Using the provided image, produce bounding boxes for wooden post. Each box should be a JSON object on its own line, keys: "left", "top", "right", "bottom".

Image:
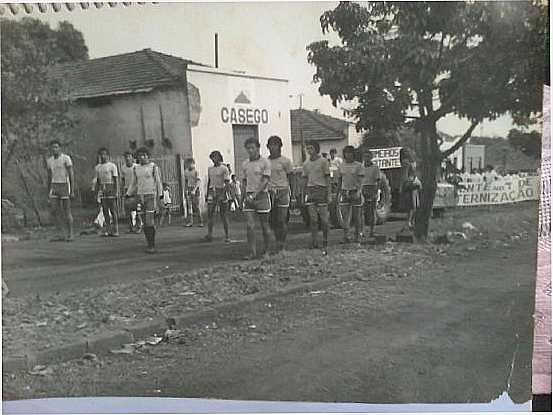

{"left": 176, "top": 154, "right": 186, "bottom": 216}
{"left": 140, "top": 106, "right": 146, "bottom": 144}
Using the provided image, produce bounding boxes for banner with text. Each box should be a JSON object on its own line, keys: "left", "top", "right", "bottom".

{"left": 457, "top": 175, "right": 540, "bottom": 206}
{"left": 370, "top": 147, "right": 402, "bottom": 170}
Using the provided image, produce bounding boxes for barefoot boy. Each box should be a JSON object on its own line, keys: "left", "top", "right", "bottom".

{"left": 336, "top": 145, "right": 364, "bottom": 244}
{"left": 242, "top": 137, "right": 274, "bottom": 259}
{"left": 267, "top": 135, "right": 294, "bottom": 251}
{"left": 125, "top": 147, "right": 163, "bottom": 253}
{"left": 302, "top": 140, "right": 331, "bottom": 255}
{"left": 46, "top": 140, "right": 75, "bottom": 242}
{"left": 93, "top": 147, "right": 120, "bottom": 237}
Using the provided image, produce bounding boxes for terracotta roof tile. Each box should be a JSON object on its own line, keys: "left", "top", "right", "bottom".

{"left": 53, "top": 49, "right": 206, "bottom": 99}
{"left": 290, "top": 109, "right": 349, "bottom": 143}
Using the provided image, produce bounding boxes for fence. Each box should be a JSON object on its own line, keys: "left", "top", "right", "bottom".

{"left": 113, "top": 154, "right": 186, "bottom": 218}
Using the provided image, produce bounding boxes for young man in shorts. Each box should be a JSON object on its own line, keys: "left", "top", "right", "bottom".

{"left": 46, "top": 140, "right": 75, "bottom": 242}
{"left": 242, "top": 137, "right": 274, "bottom": 259}
{"left": 125, "top": 147, "right": 163, "bottom": 253}
{"left": 303, "top": 140, "right": 331, "bottom": 255}
{"left": 183, "top": 158, "right": 203, "bottom": 227}
{"left": 362, "top": 149, "right": 381, "bottom": 238}
{"left": 267, "top": 135, "right": 294, "bottom": 251}
{"left": 205, "top": 151, "right": 231, "bottom": 242}
{"left": 121, "top": 151, "right": 141, "bottom": 233}
{"left": 336, "top": 145, "right": 364, "bottom": 244}
{"left": 93, "top": 147, "right": 120, "bottom": 237}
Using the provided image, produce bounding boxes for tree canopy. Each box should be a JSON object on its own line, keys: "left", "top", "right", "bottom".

{"left": 1, "top": 17, "right": 88, "bottom": 165}
{"left": 308, "top": 1, "right": 545, "bottom": 148}
{"left": 307, "top": 1, "right": 547, "bottom": 238}
{"left": 507, "top": 128, "right": 542, "bottom": 159}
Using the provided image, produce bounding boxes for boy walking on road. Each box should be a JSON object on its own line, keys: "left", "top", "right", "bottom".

{"left": 183, "top": 158, "right": 203, "bottom": 227}
{"left": 242, "top": 137, "right": 274, "bottom": 259}
{"left": 336, "top": 146, "right": 364, "bottom": 244}
{"left": 121, "top": 152, "right": 141, "bottom": 233}
{"left": 125, "top": 147, "right": 163, "bottom": 253}
{"left": 362, "top": 150, "right": 381, "bottom": 238}
{"left": 303, "top": 140, "right": 331, "bottom": 255}
{"left": 93, "top": 147, "right": 120, "bottom": 237}
{"left": 205, "top": 151, "right": 231, "bottom": 243}
{"left": 267, "top": 135, "right": 294, "bottom": 251}
{"left": 46, "top": 140, "right": 75, "bottom": 242}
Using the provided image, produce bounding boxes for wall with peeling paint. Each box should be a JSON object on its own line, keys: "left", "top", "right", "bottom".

{"left": 69, "top": 87, "right": 193, "bottom": 189}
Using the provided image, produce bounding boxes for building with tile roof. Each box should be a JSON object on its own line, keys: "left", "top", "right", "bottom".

{"left": 54, "top": 49, "right": 292, "bottom": 207}
{"left": 290, "top": 108, "right": 362, "bottom": 164}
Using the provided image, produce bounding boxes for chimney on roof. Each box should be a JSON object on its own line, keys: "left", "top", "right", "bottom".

{"left": 214, "top": 33, "right": 219, "bottom": 68}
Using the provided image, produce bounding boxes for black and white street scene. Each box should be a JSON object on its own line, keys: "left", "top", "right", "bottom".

{"left": 1, "top": 1, "right": 548, "bottom": 410}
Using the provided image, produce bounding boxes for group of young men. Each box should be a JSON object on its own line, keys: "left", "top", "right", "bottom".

{"left": 46, "top": 136, "right": 386, "bottom": 258}
{"left": 202, "top": 136, "right": 384, "bottom": 258}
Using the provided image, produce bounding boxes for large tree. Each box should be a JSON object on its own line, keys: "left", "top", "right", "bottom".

{"left": 507, "top": 128, "right": 542, "bottom": 159}
{"left": 1, "top": 18, "right": 88, "bottom": 165}
{"left": 307, "top": 1, "right": 546, "bottom": 239}
{"left": 1, "top": 17, "right": 88, "bottom": 222}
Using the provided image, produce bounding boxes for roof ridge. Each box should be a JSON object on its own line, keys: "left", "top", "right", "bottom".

{"left": 301, "top": 109, "right": 347, "bottom": 138}
{"left": 143, "top": 49, "right": 185, "bottom": 83}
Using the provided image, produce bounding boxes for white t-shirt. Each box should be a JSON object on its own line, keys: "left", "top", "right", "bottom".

{"left": 46, "top": 154, "right": 73, "bottom": 184}
{"left": 95, "top": 162, "right": 118, "bottom": 185}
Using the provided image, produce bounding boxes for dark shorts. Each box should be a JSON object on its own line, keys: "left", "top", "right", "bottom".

{"left": 305, "top": 186, "right": 329, "bottom": 206}
{"left": 362, "top": 185, "right": 379, "bottom": 202}
{"left": 49, "top": 183, "right": 70, "bottom": 200}
{"left": 270, "top": 188, "right": 290, "bottom": 208}
{"left": 137, "top": 194, "right": 157, "bottom": 213}
{"left": 243, "top": 192, "right": 271, "bottom": 214}
{"left": 339, "top": 189, "right": 362, "bottom": 207}
{"left": 124, "top": 191, "right": 137, "bottom": 212}
{"left": 207, "top": 188, "right": 228, "bottom": 206}
{"left": 99, "top": 183, "right": 117, "bottom": 199}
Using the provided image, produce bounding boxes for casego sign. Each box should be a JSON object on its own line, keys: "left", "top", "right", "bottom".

{"left": 221, "top": 107, "right": 269, "bottom": 125}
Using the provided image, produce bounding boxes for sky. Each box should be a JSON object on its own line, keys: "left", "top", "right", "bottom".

{"left": 12, "top": 1, "right": 520, "bottom": 138}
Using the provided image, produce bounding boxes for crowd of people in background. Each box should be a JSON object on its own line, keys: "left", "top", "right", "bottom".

{"left": 45, "top": 139, "right": 417, "bottom": 257}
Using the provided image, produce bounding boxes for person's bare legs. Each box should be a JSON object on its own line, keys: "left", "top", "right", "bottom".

{"left": 49, "top": 198, "right": 62, "bottom": 241}
{"left": 319, "top": 205, "right": 330, "bottom": 254}
{"left": 259, "top": 212, "right": 275, "bottom": 255}
{"left": 220, "top": 202, "right": 230, "bottom": 241}
{"left": 245, "top": 210, "right": 257, "bottom": 258}
{"left": 106, "top": 198, "right": 119, "bottom": 235}
{"left": 307, "top": 204, "right": 319, "bottom": 248}
{"left": 340, "top": 203, "right": 352, "bottom": 242}
{"left": 206, "top": 202, "right": 216, "bottom": 240}
{"left": 61, "top": 198, "right": 74, "bottom": 241}
{"left": 101, "top": 199, "right": 112, "bottom": 236}
{"left": 276, "top": 207, "right": 288, "bottom": 250}
{"left": 353, "top": 205, "right": 362, "bottom": 242}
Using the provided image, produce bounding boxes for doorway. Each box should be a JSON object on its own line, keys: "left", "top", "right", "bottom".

{"left": 232, "top": 124, "right": 259, "bottom": 179}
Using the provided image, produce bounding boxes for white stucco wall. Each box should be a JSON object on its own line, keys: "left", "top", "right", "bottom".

{"left": 186, "top": 65, "right": 291, "bottom": 196}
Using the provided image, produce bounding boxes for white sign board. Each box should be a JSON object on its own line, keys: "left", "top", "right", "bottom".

{"left": 369, "top": 147, "right": 402, "bottom": 170}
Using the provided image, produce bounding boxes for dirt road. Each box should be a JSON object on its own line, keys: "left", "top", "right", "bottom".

{"left": 3, "top": 231, "right": 535, "bottom": 404}
{"left": 1, "top": 219, "right": 404, "bottom": 297}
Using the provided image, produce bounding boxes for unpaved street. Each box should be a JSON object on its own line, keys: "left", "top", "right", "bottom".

{"left": 3, "top": 204, "right": 536, "bottom": 404}
{"left": 2, "top": 219, "right": 404, "bottom": 297}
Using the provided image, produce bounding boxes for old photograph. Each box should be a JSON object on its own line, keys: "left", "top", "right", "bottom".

{"left": 1, "top": 1, "right": 549, "bottom": 412}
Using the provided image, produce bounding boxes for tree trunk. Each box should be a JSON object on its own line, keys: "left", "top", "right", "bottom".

{"left": 414, "top": 126, "right": 440, "bottom": 240}
{"left": 16, "top": 161, "right": 43, "bottom": 226}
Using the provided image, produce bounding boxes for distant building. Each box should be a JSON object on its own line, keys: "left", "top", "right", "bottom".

{"left": 440, "top": 135, "right": 485, "bottom": 172}
{"left": 55, "top": 48, "right": 292, "bottom": 193}
{"left": 290, "top": 109, "right": 362, "bottom": 165}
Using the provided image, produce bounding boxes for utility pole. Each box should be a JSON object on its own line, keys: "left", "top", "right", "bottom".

{"left": 297, "top": 93, "right": 305, "bottom": 161}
